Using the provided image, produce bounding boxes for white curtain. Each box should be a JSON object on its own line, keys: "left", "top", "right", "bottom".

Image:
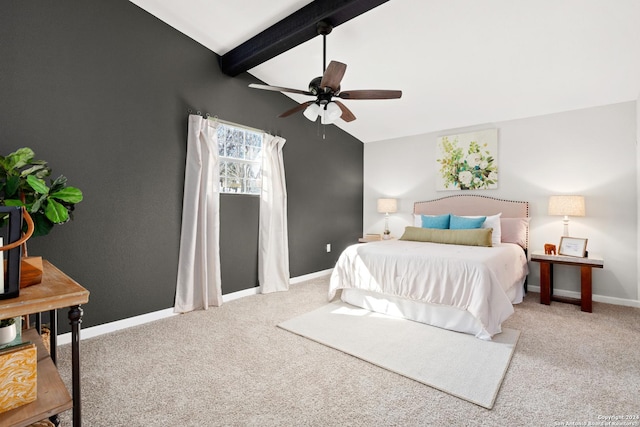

{"left": 174, "top": 115, "right": 222, "bottom": 312}
{"left": 259, "top": 134, "right": 290, "bottom": 293}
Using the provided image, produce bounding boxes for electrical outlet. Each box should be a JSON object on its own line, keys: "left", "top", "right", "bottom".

{"left": 326, "top": 243, "right": 331, "bottom": 253}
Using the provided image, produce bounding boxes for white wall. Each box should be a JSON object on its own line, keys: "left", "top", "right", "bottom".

{"left": 364, "top": 101, "right": 638, "bottom": 304}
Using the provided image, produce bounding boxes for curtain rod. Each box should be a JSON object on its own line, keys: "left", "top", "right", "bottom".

{"left": 188, "top": 108, "right": 267, "bottom": 135}
{"left": 209, "top": 116, "right": 266, "bottom": 135}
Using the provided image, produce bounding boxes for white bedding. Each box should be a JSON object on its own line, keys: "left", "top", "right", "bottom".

{"left": 328, "top": 240, "right": 528, "bottom": 339}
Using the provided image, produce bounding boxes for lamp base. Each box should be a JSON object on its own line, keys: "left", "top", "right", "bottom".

{"left": 563, "top": 216, "right": 570, "bottom": 237}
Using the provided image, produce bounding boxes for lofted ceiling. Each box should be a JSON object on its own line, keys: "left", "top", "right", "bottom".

{"left": 130, "top": 0, "right": 640, "bottom": 143}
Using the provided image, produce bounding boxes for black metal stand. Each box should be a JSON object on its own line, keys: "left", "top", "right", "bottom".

{"left": 49, "top": 309, "right": 58, "bottom": 364}
{"left": 41, "top": 305, "right": 82, "bottom": 426}
{"left": 48, "top": 309, "right": 61, "bottom": 426}
{"left": 69, "top": 305, "right": 83, "bottom": 426}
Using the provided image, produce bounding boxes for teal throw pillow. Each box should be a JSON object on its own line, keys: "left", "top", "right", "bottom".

{"left": 421, "top": 214, "right": 450, "bottom": 229}
{"left": 450, "top": 214, "right": 486, "bottom": 229}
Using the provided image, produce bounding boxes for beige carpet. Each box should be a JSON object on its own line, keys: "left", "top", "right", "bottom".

{"left": 53, "top": 276, "right": 640, "bottom": 426}
{"left": 278, "top": 301, "right": 519, "bottom": 409}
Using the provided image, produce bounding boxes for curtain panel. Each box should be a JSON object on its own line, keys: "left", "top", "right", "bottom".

{"left": 174, "top": 115, "right": 222, "bottom": 312}
{"left": 259, "top": 134, "right": 290, "bottom": 293}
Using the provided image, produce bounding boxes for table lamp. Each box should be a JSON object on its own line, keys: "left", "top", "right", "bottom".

{"left": 548, "top": 195, "right": 585, "bottom": 236}
{"left": 377, "top": 198, "right": 397, "bottom": 239}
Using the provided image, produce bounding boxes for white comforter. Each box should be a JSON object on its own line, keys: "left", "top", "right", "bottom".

{"left": 329, "top": 240, "right": 528, "bottom": 337}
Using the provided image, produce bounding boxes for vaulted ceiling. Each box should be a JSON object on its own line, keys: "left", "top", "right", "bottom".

{"left": 130, "top": 0, "right": 640, "bottom": 143}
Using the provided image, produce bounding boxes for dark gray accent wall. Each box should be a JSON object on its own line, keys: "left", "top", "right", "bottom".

{"left": 0, "top": 1, "right": 363, "bottom": 330}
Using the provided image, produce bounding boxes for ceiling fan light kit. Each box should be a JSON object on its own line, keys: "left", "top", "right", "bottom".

{"left": 303, "top": 103, "right": 321, "bottom": 121}
{"left": 321, "top": 102, "right": 342, "bottom": 124}
{"left": 249, "top": 20, "right": 401, "bottom": 126}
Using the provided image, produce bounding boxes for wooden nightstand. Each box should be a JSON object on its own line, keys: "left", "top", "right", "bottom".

{"left": 530, "top": 250, "right": 604, "bottom": 313}
{"left": 359, "top": 236, "right": 395, "bottom": 243}
{"left": 358, "top": 234, "right": 384, "bottom": 243}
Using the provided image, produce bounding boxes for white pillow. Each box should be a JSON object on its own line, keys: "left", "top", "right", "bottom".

{"left": 463, "top": 213, "right": 502, "bottom": 246}
{"left": 413, "top": 213, "right": 452, "bottom": 229}
{"left": 413, "top": 214, "right": 421, "bottom": 227}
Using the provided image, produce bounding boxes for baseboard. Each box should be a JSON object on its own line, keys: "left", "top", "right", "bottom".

{"left": 526, "top": 285, "right": 640, "bottom": 308}
{"left": 289, "top": 268, "right": 333, "bottom": 284}
{"left": 56, "top": 268, "right": 335, "bottom": 346}
{"left": 57, "top": 307, "right": 179, "bottom": 346}
{"left": 222, "top": 286, "right": 260, "bottom": 303}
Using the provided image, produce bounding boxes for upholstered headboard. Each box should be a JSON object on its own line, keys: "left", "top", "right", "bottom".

{"left": 414, "top": 194, "right": 528, "bottom": 218}
{"left": 414, "top": 195, "right": 530, "bottom": 249}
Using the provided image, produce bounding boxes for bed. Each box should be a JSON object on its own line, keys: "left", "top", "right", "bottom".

{"left": 328, "top": 195, "right": 530, "bottom": 340}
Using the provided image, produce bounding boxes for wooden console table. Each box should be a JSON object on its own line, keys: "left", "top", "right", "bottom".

{"left": 530, "top": 250, "right": 603, "bottom": 313}
{"left": 0, "top": 260, "right": 89, "bottom": 426}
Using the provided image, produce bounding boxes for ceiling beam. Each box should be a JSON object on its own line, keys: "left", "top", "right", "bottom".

{"left": 219, "top": 0, "right": 389, "bottom": 77}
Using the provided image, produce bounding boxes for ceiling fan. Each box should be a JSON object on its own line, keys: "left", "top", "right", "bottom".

{"left": 249, "top": 21, "right": 402, "bottom": 125}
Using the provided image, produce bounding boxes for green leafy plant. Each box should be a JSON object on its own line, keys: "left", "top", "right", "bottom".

{"left": 1, "top": 147, "right": 83, "bottom": 236}
{"left": 0, "top": 318, "right": 16, "bottom": 328}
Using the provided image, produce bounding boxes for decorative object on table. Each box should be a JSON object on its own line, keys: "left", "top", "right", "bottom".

{"left": 544, "top": 243, "right": 557, "bottom": 255}
{"left": 27, "top": 421, "right": 55, "bottom": 427}
{"left": 548, "top": 195, "right": 585, "bottom": 236}
{"left": 0, "top": 317, "right": 17, "bottom": 345}
{"left": 1, "top": 147, "right": 83, "bottom": 290}
{"left": 28, "top": 420, "right": 55, "bottom": 427}
{"left": 39, "top": 325, "right": 51, "bottom": 355}
{"left": 558, "top": 236, "right": 588, "bottom": 257}
{"left": 0, "top": 340, "right": 37, "bottom": 413}
{"left": 436, "top": 129, "right": 498, "bottom": 191}
{"left": 377, "top": 198, "right": 397, "bottom": 239}
{"left": 0, "top": 206, "right": 29, "bottom": 299}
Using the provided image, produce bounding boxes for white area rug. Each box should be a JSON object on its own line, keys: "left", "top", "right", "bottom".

{"left": 278, "top": 301, "right": 520, "bottom": 409}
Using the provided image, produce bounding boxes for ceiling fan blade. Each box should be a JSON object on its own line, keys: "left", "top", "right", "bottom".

{"left": 320, "top": 61, "right": 347, "bottom": 92}
{"left": 278, "top": 101, "right": 314, "bottom": 118}
{"left": 334, "top": 101, "right": 356, "bottom": 122}
{"left": 249, "top": 83, "right": 313, "bottom": 96}
{"left": 337, "top": 90, "right": 402, "bottom": 100}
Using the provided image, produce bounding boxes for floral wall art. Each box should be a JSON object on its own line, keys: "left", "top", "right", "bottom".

{"left": 436, "top": 129, "right": 498, "bottom": 191}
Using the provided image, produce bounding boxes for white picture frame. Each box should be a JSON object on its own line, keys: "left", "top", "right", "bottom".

{"left": 558, "top": 237, "right": 588, "bottom": 257}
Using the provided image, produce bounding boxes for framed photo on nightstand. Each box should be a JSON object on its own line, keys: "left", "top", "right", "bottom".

{"left": 558, "top": 237, "right": 588, "bottom": 257}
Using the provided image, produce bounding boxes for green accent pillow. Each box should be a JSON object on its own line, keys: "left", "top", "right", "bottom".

{"left": 399, "top": 226, "right": 493, "bottom": 247}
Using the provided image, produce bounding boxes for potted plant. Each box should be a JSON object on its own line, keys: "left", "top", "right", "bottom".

{"left": 0, "top": 317, "right": 17, "bottom": 345}
{"left": 1, "top": 147, "right": 83, "bottom": 236}
{"left": 1, "top": 147, "right": 83, "bottom": 289}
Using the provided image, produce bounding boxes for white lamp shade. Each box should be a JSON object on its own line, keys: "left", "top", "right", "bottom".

{"left": 377, "top": 198, "right": 397, "bottom": 214}
{"left": 303, "top": 103, "right": 320, "bottom": 121}
{"left": 548, "top": 195, "right": 585, "bottom": 217}
{"left": 321, "top": 102, "right": 342, "bottom": 124}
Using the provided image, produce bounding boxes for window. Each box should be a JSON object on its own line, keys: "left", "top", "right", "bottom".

{"left": 217, "top": 123, "right": 263, "bottom": 195}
